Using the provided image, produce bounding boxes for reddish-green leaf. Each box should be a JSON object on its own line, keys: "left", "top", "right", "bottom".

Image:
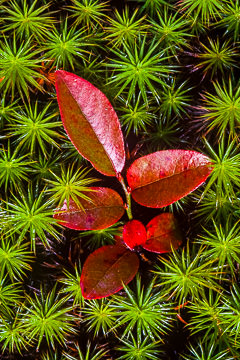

{"left": 123, "top": 220, "right": 147, "bottom": 250}
{"left": 55, "top": 70, "right": 125, "bottom": 176}
{"left": 80, "top": 245, "right": 139, "bottom": 299}
{"left": 54, "top": 187, "right": 125, "bottom": 230}
{"left": 127, "top": 150, "right": 213, "bottom": 208}
{"left": 143, "top": 213, "right": 182, "bottom": 253}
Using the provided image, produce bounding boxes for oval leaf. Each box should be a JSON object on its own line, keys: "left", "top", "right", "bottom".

{"left": 143, "top": 213, "right": 182, "bottom": 253}
{"left": 55, "top": 70, "right": 125, "bottom": 176}
{"left": 127, "top": 150, "right": 213, "bottom": 208}
{"left": 80, "top": 245, "right": 139, "bottom": 299}
{"left": 54, "top": 187, "right": 125, "bottom": 230}
{"left": 123, "top": 220, "right": 147, "bottom": 250}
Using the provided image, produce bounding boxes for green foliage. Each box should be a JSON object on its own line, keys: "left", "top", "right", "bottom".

{"left": 218, "top": 0, "right": 240, "bottom": 42}
{"left": 199, "top": 79, "right": 240, "bottom": 137}
{"left": 0, "top": 142, "right": 32, "bottom": 192}
{"left": 107, "top": 35, "right": 173, "bottom": 104}
{"left": 43, "top": 20, "right": 91, "bottom": 70}
{"left": 0, "top": 276, "right": 23, "bottom": 315}
{"left": 59, "top": 263, "right": 84, "bottom": 306}
{"left": 0, "top": 35, "right": 44, "bottom": 99}
{"left": 82, "top": 298, "right": 118, "bottom": 337}
{"left": 68, "top": 0, "right": 109, "bottom": 29}
{"left": 23, "top": 286, "right": 77, "bottom": 350}
{"left": 0, "top": 236, "right": 33, "bottom": 281}
{"left": 45, "top": 164, "right": 98, "bottom": 210}
{"left": 154, "top": 243, "right": 222, "bottom": 304}
{"left": 144, "top": 116, "right": 181, "bottom": 150}
{"left": 105, "top": 7, "right": 147, "bottom": 47}
{"left": 178, "top": 0, "right": 226, "bottom": 24}
{"left": 2, "top": 0, "right": 55, "bottom": 41}
{"left": 203, "top": 138, "right": 240, "bottom": 202}
{"left": 117, "top": 96, "right": 155, "bottom": 135}
{"left": 116, "top": 334, "right": 162, "bottom": 360}
{"left": 62, "top": 342, "right": 108, "bottom": 360}
{"left": 198, "top": 221, "right": 240, "bottom": 276}
{"left": 181, "top": 341, "right": 234, "bottom": 360}
{"left": 0, "top": 309, "right": 29, "bottom": 354}
{"left": 8, "top": 102, "right": 62, "bottom": 157}
{"left": 159, "top": 79, "right": 192, "bottom": 119}
{"left": 149, "top": 9, "right": 192, "bottom": 56}
{"left": 193, "top": 38, "right": 237, "bottom": 78}
{"left": 112, "top": 275, "right": 174, "bottom": 342}
{"left": 1, "top": 188, "right": 61, "bottom": 252}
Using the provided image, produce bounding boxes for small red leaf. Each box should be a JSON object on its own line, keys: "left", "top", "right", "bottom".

{"left": 127, "top": 150, "right": 213, "bottom": 208}
{"left": 55, "top": 70, "right": 125, "bottom": 176}
{"left": 143, "top": 213, "right": 182, "bottom": 253}
{"left": 54, "top": 187, "right": 125, "bottom": 230}
{"left": 80, "top": 245, "right": 139, "bottom": 299}
{"left": 123, "top": 220, "right": 147, "bottom": 250}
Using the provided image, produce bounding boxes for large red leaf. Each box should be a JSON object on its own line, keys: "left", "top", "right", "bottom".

{"left": 54, "top": 187, "right": 125, "bottom": 230}
{"left": 127, "top": 150, "right": 213, "bottom": 208}
{"left": 143, "top": 213, "right": 182, "bottom": 253}
{"left": 80, "top": 245, "right": 139, "bottom": 299}
{"left": 123, "top": 220, "right": 147, "bottom": 250}
{"left": 55, "top": 70, "right": 125, "bottom": 176}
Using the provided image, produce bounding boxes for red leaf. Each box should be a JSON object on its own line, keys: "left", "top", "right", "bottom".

{"left": 80, "top": 245, "right": 139, "bottom": 299}
{"left": 55, "top": 70, "right": 125, "bottom": 176}
{"left": 127, "top": 150, "right": 213, "bottom": 208}
{"left": 143, "top": 213, "right": 182, "bottom": 253}
{"left": 123, "top": 220, "right": 147, "bottom": 250}
{"left": 54, "top": 187, "right": 125, "bottom": 230}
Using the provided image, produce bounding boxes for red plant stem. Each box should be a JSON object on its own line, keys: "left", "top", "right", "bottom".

{"left": 117, "top": 174, "right": 133, "bottom": 220}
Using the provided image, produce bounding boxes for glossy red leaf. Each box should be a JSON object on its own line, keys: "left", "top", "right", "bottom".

{"left": 123, "top": 220, "right": 147, "bottom": 250}
{"left": 80, "top": 245, "right": 139, "bottom": 299}
{"left": 143, "top": 213, "right": 182, "bottom": 253}
{"left": 54, "top": 187, "right": 125, "bottom": 230}
{"left": 55, "top": 70, "right": 125, "bottom": 176}
{"left": 127, "top": 150, "right": 213, "bottom": 208}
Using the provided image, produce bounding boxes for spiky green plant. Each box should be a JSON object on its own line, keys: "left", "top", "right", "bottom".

{"left": 154, "top": 243, "right": 222, "bottom": 304}
{"left": 22, "top": 286, "right": 77, "bottom": 350}
{"left": 197, "top": 220, "right": 240, "bottom": 277}
{"left": 0, "top": 142, "right": 32, "bottom": 192}
{"left": 112, "top": 275, "right": 174, "bottom": 342}
{"left": 8, "top": 102, "right": 62, "bottom": 157}
{"left": 79, "top": 222, "right": 122, "bottom": 250}
{"left": 144, "top": 116, "right": 181, "bottom": 150}
{"left": 68, "top": 0, "right": 109, "bottom": 30}
{"left": 45, "top": 164, "right": 98, "bottom": 210}
{"left": 82, "top": 298, "right": 118, "bottom": 337}
{"left": 0, "top": 235, "right": 33, "bottom": 281}
{"left": 1, "top": 188, "right": 61, "bottom": 252}
{"left": 202, "top": 138, "right": 240, "bottom": 202}
{"left": 181, "top": 341, "right": 234, "bottom": 360}
{"left": 0, "top": 35, "right": 44, "bottom": 99}
{"left": 62, "top": 342, "right": 109, "bottom": 360}
{"left": 43, "top": 20, "right": 91, "bottom": 70}
{"left": 2, "top": 0, "right": 55, "bottom": 41}
{"left": 59, "top": 263, "right": 84, "bottom": 307}
{"left": 192, "top": 38, "right": 237, "bottom": 79}
{"left": 105, "top": 7, "right": 147, "bottom": 47}
{"left": 117, "top": 96, "right": 155, "bottom": 136}
{"left": 107, "top": 35, "right": 173, "bottom": 104}
{"left": 0, "top": 309, "right": 29, "bottom": 354}
{"left": 178, "top": 0, "right": 226, "bottom": 25}
{"left": 149, "top": 8, "right": 192, "bottom": 56}
{"left": 131, "top": 0, "right": 169, "bottom": 17}
{"left": 198, "top": 79, "right": 240, "bottom": 137}
{"left": 0, "top": 275, "right": 23, "bottom": 315}
{"left": 159, "top": 79, "right": 192, "bottom": 118}
{"left": 187, "top": 290, "right": 226, "bottom": 342}
{"left": 116, "top": 334, "right": 162, "bottom": 360}
{"left": 218, "top": 0, "right": 240, "bottom": 42}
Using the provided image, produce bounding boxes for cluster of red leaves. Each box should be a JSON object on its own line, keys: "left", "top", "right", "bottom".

{"left": 54, "top": 70, "right": 213, "bottom": 299}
